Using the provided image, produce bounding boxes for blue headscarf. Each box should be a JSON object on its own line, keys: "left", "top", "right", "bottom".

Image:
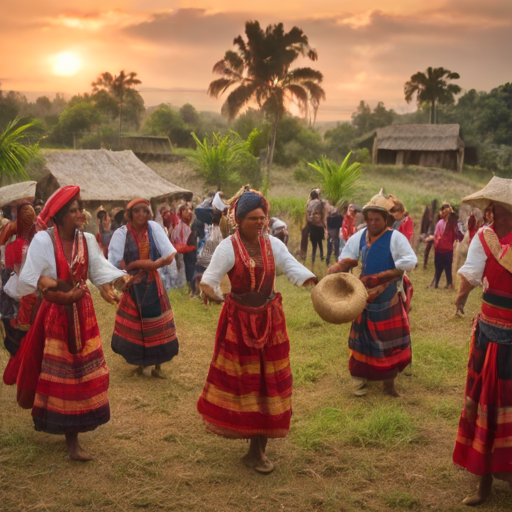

{"left": 235, "top": 191, "right": 268, "bottom": 221}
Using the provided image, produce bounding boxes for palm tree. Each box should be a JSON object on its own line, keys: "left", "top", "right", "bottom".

{"left": 208, "top": 21, "right": 325, "bottom": 183}
{"left": 91, "top": 70, "right": 141, "bottom": 145}
{"left": 308, "top": 153, "right": 361, "bottom": 207}
{"left": 404, "top": 67, "right": 461, "bottom": 124}
{"left": 0, "top": 119, "right": 41, "bottom": 181}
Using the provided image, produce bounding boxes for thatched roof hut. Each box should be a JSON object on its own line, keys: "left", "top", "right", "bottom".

{"left": 372, "top": 124, "right": 465, "bottom": 172}
{"left": 36, "top": 149, "right": 192, "bottom": 231}
{"left": 120, "top": 136, "right": 173, "bottom": 161}
{"left": 0, "top": 181, "right": 37, "bottom": 208}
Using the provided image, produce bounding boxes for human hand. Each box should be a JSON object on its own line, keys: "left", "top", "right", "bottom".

{"left": 303, "top": 277, "right": 318, "bottom": 287}
{"left": 98, "top": 283, "right": 120, "bottom": 304}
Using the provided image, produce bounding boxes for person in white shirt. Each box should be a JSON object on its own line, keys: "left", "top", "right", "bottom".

{"left": 328, "top": 190, "right": 417, "bottom": 397}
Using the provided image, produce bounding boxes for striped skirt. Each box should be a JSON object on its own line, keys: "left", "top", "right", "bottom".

{"left": 348, "top": 292, "right": 412, "bottom": 381}
{"left": 453, "top": 316, "right": 512, "bottom": 475}
{"left": 4, "top": 294, "right": 110, "bottom": 434}
{"left": 111, "top": 270, "right": 179, "bottom": 366}
{"left": 197, "top": 293, "right": 292, "bottom": 439}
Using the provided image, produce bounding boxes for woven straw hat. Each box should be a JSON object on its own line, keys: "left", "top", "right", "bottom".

{"left": 311, "top": 273, "right": 368, "bottom": 324}
{"left": 362, "top": 188, "right": 396, "bottom": 215}
{"left": 462, "top": 176, "right": 512, "bottom": 213}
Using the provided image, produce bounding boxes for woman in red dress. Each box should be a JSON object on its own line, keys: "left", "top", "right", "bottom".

{"left": 454, "top": 199, "right": 512, "bottom": 505}
{"left": 3, "top": 186, "right": 125, "bottom": 461}
{"left": 197, "top": 188, "right": 317, "bottom": 473}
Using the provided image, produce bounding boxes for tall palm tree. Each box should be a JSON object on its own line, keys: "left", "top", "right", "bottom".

{"left": 91, "top": 70, "right": 141, "bottom": 145}
{"left": 404, "top": 67, "right": 461, "bottom": 124}
{"left": 208, "top": 21, "right": 325, "bottom": 182}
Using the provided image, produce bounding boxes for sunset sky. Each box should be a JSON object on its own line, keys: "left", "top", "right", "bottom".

{"left": 2, "top": 1, "right": 511, "bottom": 121}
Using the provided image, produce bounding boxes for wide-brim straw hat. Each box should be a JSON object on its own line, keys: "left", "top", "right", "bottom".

{"left": 311, "top": 273, "right": 368, "bottom": 324}
{"left": 462, "top": 176, "right": 512, "bottom": 213}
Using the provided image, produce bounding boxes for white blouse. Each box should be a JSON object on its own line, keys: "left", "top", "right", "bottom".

{"left": 108, "top": 220, "right": 176, "bottom": 269}
{"left": 18, "top": 231, "right": 125, "bottom": 297}
{"left": 201, "top": 235, "right": 316, "bottom": 289}
{"left": 458, "top": 229, "right": 488, "bottom": 286}
{"left": 340, "top": 228, "right": 418, "bottom": 271}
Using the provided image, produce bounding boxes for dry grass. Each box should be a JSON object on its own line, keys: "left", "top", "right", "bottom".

{"left": 1, "top": 164, "right": 511, "bottom": 511}
{"left": 1, "top": 265, "right": 512, "bottom": 512}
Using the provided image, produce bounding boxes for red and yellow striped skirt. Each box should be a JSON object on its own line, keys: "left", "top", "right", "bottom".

{"left": 197, "top": 293, "right": 292, "bottom": 439}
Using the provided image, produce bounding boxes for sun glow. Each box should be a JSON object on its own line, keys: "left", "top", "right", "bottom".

{"left": 52, "top": 52, "right": 81, "bottom": 77}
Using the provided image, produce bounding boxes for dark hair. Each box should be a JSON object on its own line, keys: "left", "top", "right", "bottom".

{"left": 310, "top": 190, "right": 319, "bottom": 200}
{"left": 97, "top": 210, "right": 107, "bottom": 222}
{"left": 52, "top": 196, "right": 83, "bottom": 226}
{"left": 212, "top": 210, "right": 222, "bottom": 225}
{"left": 363, "top": 208, "right": 387, "bottom": 221}
{"left": 2, "top": 206, "right": 11, "bottom": 220}
{"left": 114, "top": 210, "right": 126, "bottom": 226}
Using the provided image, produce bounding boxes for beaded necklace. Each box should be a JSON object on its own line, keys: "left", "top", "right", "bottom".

{"left": 232, "top": 230, "right": 270, "bottom": 292}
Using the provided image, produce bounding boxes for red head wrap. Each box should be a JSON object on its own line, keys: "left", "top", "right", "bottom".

{"left": 126, "top": 198, "right": 150, "bottom": 210}
{"left": 37, "top": 185, "right": 80, "bottom": 229}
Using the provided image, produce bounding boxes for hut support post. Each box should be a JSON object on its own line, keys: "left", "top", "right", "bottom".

{"left": 458, "top": 148, "right": 464, "bottom": 173}
{"left": 372, "top": 136, "right": 378, "bottom": 164}
{"left": 396, "top": 151, "right": 404, "bottom": 166}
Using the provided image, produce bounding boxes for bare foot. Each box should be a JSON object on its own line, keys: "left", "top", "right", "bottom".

{"left": 462, "top": 475, "right": 492, "bottom": 506}
{"left": 135, "top": 365, "right": 144, "bottom": 376}
{"left": 151, "top": 365, "right": 166, "bottom": 379}
{"left": 241, "top": 452, "right": 260, "bottom": 468}
{"left": 383, "top": 379, "right": 400, "bottom": 397}
{"left": 65, "top": 433, "right": 93, "bottom": 462}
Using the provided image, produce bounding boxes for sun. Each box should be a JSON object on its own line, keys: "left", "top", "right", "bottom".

{"left": 52, "top": 52, "right": 81, "bottom": 77}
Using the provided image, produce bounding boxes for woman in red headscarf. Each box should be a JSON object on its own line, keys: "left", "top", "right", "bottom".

{"left": 197, "top": 187, "right": 317, "bottom": 473}
{"left": 108, "top": 198, "right": 179, "bottom": 377}
{"left": 3, "top": 186, "right": 125, "bottom": 461}
{"left": 1, "top": 203, "right": 39, "bottom": 355}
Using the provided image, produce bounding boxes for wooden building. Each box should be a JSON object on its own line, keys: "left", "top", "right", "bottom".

{"left": 372, "top": 124, "right": 465, "bottom": 172}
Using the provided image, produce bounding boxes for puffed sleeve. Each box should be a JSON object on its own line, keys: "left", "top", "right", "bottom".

{"left": 270, "top": 236, "right": 316, "bottom": 286}
{"left": 201, "top": 237, "right": 235, "bottom": 289}
{"left": 390, "top": 230, "right": 418, "bottom": 271}
{"left": 458, "top": 232, "right": 487, "bottom": 286}
{"left": 18, "top": 231, "right": 56, "bottom": 296}
{"left": 85, "top": 233, "right": 125, "bottom": 286}
{"left": 149, "top": 220, "right": 176, "bottom": 258}
{"left": 108, "top": 226, "right": 127, "bottom": 268}
{"left": 339, "top": 229, "right": 364, "bottom": 261}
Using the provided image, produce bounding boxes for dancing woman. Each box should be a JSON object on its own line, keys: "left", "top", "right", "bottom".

{"left": 109, "top": 198, "right": 179, "bottom": 377}
{"left": 197, "top": 187, "right": 317, "bottom": 473}
{"left": 3, "top": 186, "right": 125, "bottom": 460}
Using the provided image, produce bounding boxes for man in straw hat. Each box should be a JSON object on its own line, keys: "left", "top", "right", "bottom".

{"left": 452, "top": 176, "right": 512, "bottom": 505}
{"left": 327, "top": 189, "right": 417, "bottom": 397}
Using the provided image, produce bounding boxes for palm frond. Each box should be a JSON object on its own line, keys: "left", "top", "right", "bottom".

{"left": 287, "top": 67, "right": 323, "bottom": 83}
{"left": 208, "top": 78, "right": 239, "bottom": 99}
{"left": 221, "top": 83, "right": 258, "bottom": 119}
{"left": 0, "top": 119, "right": 41, "bottom": 180}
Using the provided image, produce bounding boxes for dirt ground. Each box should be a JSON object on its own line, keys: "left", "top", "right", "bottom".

{"left": 1, "top": 257, "right": 512, "bottom": 512}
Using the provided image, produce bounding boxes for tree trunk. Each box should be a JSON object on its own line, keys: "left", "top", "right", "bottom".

{"left": 266, "top": 113, "right": 280, "bottom": 185}
{"left": 118, "top": 99, "right": 123, "bottom": 149}
{"left": 430, "top": 98, "right": 436, "bottom": 124}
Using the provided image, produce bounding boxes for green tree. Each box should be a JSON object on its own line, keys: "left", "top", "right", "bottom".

{"left": 179, "top": 103, "right": 200, "bottom": 125}
{"left": 189, "top": 130, "right": 261, "bottom": 192}
{"left": 0, "top": 88, "right": 27, "bottom": 130}
{"left": 308, "top": 153, "right": 361, "bottom": 206}
{"left": 404, "top": 67, "right": 461, "bottom": 124}
{"left": 208, "top": 21, "right": 325, "bottom": 182}
{"left": 0, "top": 119, "right": 41, "bottom": 180}
{"left": 91, "top": 70, "right": 142, "bottom": 144}
{"left": 143, "top": 104, "right": 194, "bottom": 147}
{"left": 324, "top": 122, "right": 358, "bottom": 161}
{"left": 53, "top": 102, "right": 100, "bottom": 146}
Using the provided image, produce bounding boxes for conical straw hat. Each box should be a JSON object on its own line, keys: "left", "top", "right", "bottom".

{"left": 311, "top": 273, "right": 368, "bottom": 324}
{"left": 462, "top": 176, "right": 512, "bottom": 212}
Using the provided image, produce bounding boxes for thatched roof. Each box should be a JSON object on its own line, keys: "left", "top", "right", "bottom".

{"left": 37, "top": 149, "right": 192, "bottom": 205}
{"left": 120, "top": 136, "right": 173, "bottom": 156}
{"left": 376, "top": 124, "right": 464, "bottom": 151}
{"left": 0, "top": 181, "right": 37, "bottom": 208}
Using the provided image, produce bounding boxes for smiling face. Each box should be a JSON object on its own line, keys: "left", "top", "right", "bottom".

{"left": 180, "top": 206, "right": 193, "bottom": 225}
{"left": 131, "top": 202, "right": 151, "bottom": 229}
{"left": 239, "top": 207, "right": 267, "bottom": 241}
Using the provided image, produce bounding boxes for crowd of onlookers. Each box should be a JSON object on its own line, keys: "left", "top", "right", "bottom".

{"left": 298, "top": 188, "right": 489, "bottom": 291}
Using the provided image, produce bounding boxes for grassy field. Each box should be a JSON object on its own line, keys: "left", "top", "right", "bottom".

{"left": 1, "top": 164, "right": 511, "bottom": 511}
{"left": 1, "top": 261, "right": 512, "bottom": 512}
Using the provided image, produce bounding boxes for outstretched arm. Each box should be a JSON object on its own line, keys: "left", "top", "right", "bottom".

{"left": 455, "top": 274, "right": 476, "bottom": 316}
